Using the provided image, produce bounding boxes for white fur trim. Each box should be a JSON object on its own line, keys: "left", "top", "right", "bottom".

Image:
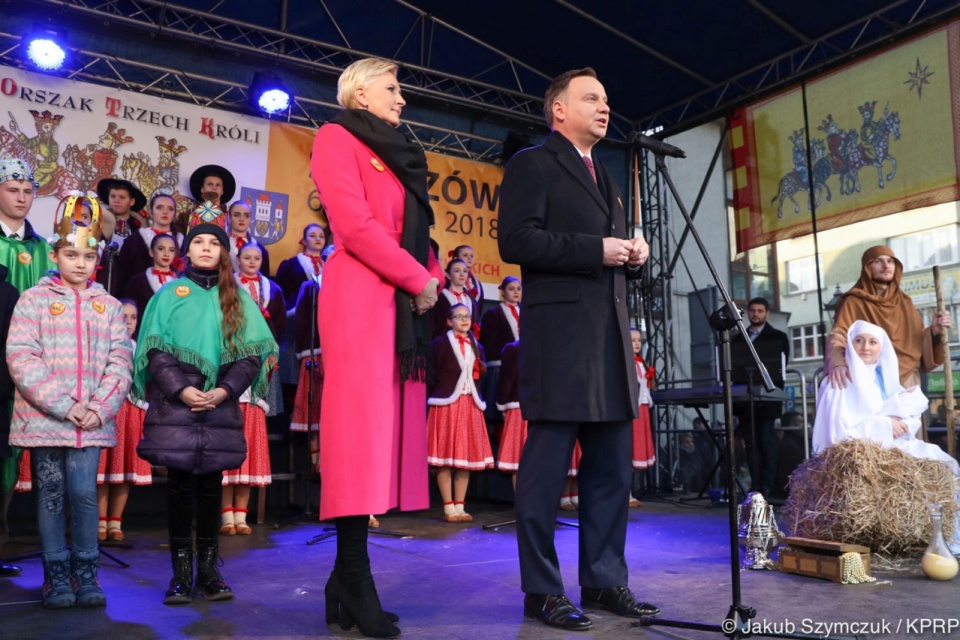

{"left": 297, "top": 252, "right": 321, "bottom": 278}
{"left": 296, "top": 348, "right": 321, "bottom": 360}
{"left": 427, "top": 455, "right": 493, "bottom": 470}
{"left": 234, "top": 273, "right": 270, "bottom": 306}
{"left": 636, "top": 361, "right": 652, "bottom": 405}
{"left": 441, "top": 287, "right": 470, "bottom": 309}
{"left": 145, "top": 267, "right": 177, "bottom": 292}
{"left": 141, "top": 227, "right": 182, "bottom": 248}
{"left": 496, "top": 401, "right": 520, "bottom": 411}
{"left": 426, "top": 330, "right": 485, "bottom": 410}
{"left": 501, "top": 302, "right": 520, "bottom": 340}
{"left": 239, "top": 387, "right": 270, "bottom": 413}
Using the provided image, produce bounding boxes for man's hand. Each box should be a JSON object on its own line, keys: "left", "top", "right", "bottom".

{"left": 602, "top": 238, "right": 633, "bottom": 267}
{"left": 828, "top": 365, "right": 852, "bottom": 389}
{"left": 931, "top": 310, "right": 953, "bottom": 336}
{"left": 627, "top": 236, "right": 649, "bottom": 267}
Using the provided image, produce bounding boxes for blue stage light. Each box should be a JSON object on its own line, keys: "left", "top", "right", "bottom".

{"left": 258, "top": 88, "right": 291, "bottom": 114}
{"left": 250, "top": 72, "right": 291, "bottom": 116}
{"left": 26, "top": 33, "right": 66, "bottom": 71}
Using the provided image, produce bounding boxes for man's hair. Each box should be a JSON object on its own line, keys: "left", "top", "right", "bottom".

{"left": 543, "top": 67, "right": 597, "bottom": 128}
{"left": 748, "top": 297, "right": 769, "bottom": 310}
{"left": 780, "top": 411, "right": 803, "bottom": 427}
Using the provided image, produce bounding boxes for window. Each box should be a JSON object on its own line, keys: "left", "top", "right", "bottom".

{"left": 791, "top": 324, "right": 824, "bottom": 360}
{"left": 786, "top": 255, "right": 822, "bottom": 294}
{"left": 731, "top": 242, "right": 778, "bottom": 308}
{"left": 889, "top": 226, "right": 960, "bottom": 273}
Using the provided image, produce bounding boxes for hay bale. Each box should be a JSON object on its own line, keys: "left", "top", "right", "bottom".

{"left": 781, "top": 439, "right": 957, "bottom": 555}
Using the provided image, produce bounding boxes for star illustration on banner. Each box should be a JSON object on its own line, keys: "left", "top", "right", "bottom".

{"left": 904, "top": 56, "right": 933, "bottom": 99}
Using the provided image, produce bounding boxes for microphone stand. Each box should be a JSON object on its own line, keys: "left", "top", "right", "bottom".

{"left": 639, "top": 153, "right": 858, "bottom": 640}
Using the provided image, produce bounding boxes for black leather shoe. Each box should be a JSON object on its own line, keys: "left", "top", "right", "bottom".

{"left": 0, "top": 562, "right": 22, "bottom": 577}
{"left": 524, "top": 593, "right": 593, "bottom": 630}
{"left": 581, "top": 586, "right": 660, "bottom": 618}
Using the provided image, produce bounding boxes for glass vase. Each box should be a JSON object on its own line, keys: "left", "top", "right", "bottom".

{"left": 921, "top": 503, "right": 958, "bottom": 581}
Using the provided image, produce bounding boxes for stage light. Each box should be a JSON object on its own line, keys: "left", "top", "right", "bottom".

{"left": 25, "top": 27, "right": 66, "bottom": 71}
{"left": 250, "top": 73, "right": 291, "bottom": 115}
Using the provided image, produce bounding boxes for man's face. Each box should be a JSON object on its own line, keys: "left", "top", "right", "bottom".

{"left": 868, "top": 255, "right": 896, "bottom": 283}
{"left": 554, "top": 75, "right": 609, "bottom": 148}
{"left": 0, "top": 180, "right": 35, "bottom": 225}
{"left": 108, "top": 188, "right": 133, "bottom": 215}
{"left": 747, "top": 303, "right": 768, "bottom": 327}
{"left": 202, "top": 175, "right": 224, "bottom": 202}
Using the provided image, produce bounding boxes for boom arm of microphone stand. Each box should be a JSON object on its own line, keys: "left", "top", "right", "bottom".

{"left": 651, "top": 153, "right": 775, "bottom": 393}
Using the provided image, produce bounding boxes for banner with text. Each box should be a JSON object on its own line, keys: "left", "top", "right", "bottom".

{"left": 730, "top": 20, "right": 960, "bottom": 252}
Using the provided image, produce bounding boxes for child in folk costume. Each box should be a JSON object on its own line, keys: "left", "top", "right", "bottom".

{"left": 479, "top": 275, "right": 521, "bottom": 422}
{"left": 113, "top": 193, "right": 184, "bottom": 297}
{"left": 122, "top": 233, "right": 179, "bottom": 336}
{"left": 449, "top": 244, "right": 483, "bottom": 309}
{"left": 432, "top": 258, "right": 480, "bottom": 338}
{"left": 427, "top": 303, "right": 494, "bottom": 523}
{"left": 226, "top": 201, "right": 271, "bottom": 275}
{"left": 290, "top": 276, "right": 323, "bottom": 466}
{"left": 8, "top": 193, "right": 133, "bottom": 608}
{"left": 630, "top": 328, "right": 655, "bottom": 507}
{"left": 133, "top": 216, "right": 277, "bottom": 605}
{"left": 95, "top": 178, "right": 146, "bottom": 296}
{"left": 221, "top": 243, "right": 286, "bottom": 535}
{"left": 95, "top": 300, "right": 152, "bottom": 542}
{"left": 274, "top": 223, "right": 327, "bottom": 312}
{"left": 495, "top": 339, "right": 524, "bottom": 489}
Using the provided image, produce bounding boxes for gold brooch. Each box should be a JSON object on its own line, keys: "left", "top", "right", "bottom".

{"left": 92, "top": 300, "right": 106, "bottom": 314}
{"left": 371, "top": 158, "right": 385, "bottom": 172}
{"left": 50, "top": 301, "right": 65, "bottom": 315}
{"left": 17, "top": 252, "right": 31, "bottom": 265}
{"left": 175, "top": 285, "right": 190, "bottom": 297}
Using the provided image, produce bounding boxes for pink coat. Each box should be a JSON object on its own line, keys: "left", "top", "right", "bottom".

{"left": 311, "top": 123, "right": 443, "bottom": 520}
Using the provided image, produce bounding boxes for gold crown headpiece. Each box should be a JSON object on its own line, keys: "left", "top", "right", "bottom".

{"left": 49, "top": 191, "right": 105, "bottom": 250}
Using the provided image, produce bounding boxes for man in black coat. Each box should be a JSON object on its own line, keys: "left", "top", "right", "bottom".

{"left": 498, "top": 67, "right": 658, "bottom": 631}
{"left": 731, "top": 296, "right": 790, "bottom": 497}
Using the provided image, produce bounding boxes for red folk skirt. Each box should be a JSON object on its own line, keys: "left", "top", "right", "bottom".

{"left": 223, "top": 403, "right": 272, "bottom": 486}
{"left": 426, "top": 395, "right": 494, "bottom": 470}
{"left": 632, "top": 403, "right": 656, "bottom": 469}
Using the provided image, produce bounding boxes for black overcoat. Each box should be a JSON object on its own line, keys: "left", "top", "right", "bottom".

{"left": 498, "top": 132, "right": 639, "bottom": 423}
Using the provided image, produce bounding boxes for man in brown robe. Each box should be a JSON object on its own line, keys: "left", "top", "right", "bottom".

{"left": 826, "top": 245, "right": 951, "bottom": 389}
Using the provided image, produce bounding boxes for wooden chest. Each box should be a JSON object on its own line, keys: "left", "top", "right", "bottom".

{"left": 778, "top": 536, "right": 872, "bottom": 583}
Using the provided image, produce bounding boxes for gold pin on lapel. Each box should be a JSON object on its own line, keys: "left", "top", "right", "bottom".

{"left": 371, "top": 158, "right": 385, "bottom": 172}
{"left": 175, "top": 285, "right": 190, "bottom": 297}
{"left": 92, "top": 300, "right": 106, "bottom": 314}
{"left": 50, "top": 301, "right": 65, "bottom": 316}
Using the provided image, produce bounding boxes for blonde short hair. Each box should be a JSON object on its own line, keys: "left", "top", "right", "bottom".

{"left": 337, "top": 58, "right": 400, "bottom": 109}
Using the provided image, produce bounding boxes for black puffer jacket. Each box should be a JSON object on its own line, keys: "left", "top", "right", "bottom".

{"left": 137, "top": 350, "right": 260, "bottom": 474}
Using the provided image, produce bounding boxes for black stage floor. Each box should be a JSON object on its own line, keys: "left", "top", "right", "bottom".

{"left": 1, "top": 498, "right": 957, "bottom": 639}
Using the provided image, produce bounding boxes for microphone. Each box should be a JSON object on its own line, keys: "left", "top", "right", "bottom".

{"left": 628, "top": 132, "right": 687, "bottom": 159}
{"left": 107, "top": 241, "right": 120, "bottom": 254}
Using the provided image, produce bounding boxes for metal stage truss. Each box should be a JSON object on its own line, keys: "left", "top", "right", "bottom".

{"left": 0, "top": 31, "right": 507, "bottom": 162}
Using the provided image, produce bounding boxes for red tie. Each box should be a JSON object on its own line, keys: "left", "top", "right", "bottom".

{"left": 241, "top": 275, "right": 260, "bottom": 304}
{"left": 455, "top": 334, "right": 470, "bottom": 357}
{"left": 233, "top": 235, "right": 247, "bottom": 249}
{"left": 507, "top": 303, "right": 519, "bottom": 326}
{"left": 465, "top": 275, "right": 479, "bottom": 300}
{"left": 308, "top": 254, "right": 323, "bottom": 276}
{"left": 452, "top": 290, "right": 464, "bottom": 303}
{"left": 151, "top": 268, "right": 173, "bottom": 284}
{"left": 583, "top": 156, "right": 597, "bottom": 183}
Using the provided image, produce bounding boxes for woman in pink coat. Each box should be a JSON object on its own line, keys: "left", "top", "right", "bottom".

{"left": 311, "top": 57, "right": 441, "bottom": 639}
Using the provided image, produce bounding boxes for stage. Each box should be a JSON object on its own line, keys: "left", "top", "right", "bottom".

{"left": 1, "top": 498, "right": 956, "bottom": 639}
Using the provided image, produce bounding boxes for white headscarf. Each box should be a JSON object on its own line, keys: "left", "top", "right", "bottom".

{"left": 813, "top": 320, "right": 928, "bottom": 453}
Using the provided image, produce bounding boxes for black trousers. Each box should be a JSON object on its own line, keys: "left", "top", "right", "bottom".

{"left": 515, "top": 419, "right": 632, "bottom": 595}
{"left": 167, "top": 469, "right": 223, "bottom": 549}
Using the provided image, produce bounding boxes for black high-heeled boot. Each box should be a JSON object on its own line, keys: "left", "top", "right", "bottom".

{"left": 324, "top": 515, "right": 400, "bottom": 638}
{"left": 325, "top": 568, "right": 400, "bottom": 626}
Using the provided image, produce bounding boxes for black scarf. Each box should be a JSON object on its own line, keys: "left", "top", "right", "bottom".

{"left": 331, "top": 109, "right": 434, "bottom": 382}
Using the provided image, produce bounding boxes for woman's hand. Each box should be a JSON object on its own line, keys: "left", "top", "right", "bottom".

{"left": 412, "top": 277, "right": 440, "bottom": 315}
{"left": 828, "top": 365, "right": 851, "bottom": 389}
{"left": 179, "top": 386, "right": 209, "bottom": 409}
{"left": 79, "top": 410, "right": 102, "bottom": 431}
{"left": 206, "top": 388, "right": 229, "bottom": 408}
{"left": 65, "top": 403, "right": 86, "bottom": 426}
{"left": 891, "top": 417, "right": 909, "bottom": 438}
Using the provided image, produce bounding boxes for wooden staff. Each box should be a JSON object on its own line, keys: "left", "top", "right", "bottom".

{"left": 933, "top": 266, "right": 956, "bottom": 457}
